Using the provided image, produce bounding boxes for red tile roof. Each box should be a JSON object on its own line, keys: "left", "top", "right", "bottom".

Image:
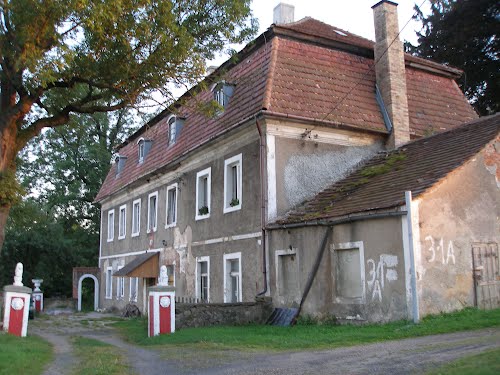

{"left": 273, "top": 113, "right": 500, "bottom": 226}
{"left": 95, "top": 18, "right": 478, "bottom": 202}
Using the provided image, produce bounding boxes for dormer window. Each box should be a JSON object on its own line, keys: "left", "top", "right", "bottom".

{"left": 115, "top": 155, "right": 127, "bottom": 175}
{"left": 212, "top": 82, "right": 235, "bottom": 110}
{"left": 138, "top": 139, "right": 145, "bottom": 163}
{"left": 137, "top": 137, "right": 152, "bottom": 163}
{"left": 167, "top": 115, "right": 184, "bottom": 146}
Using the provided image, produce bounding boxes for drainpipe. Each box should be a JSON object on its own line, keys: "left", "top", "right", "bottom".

{"left": 405, "top": 191, "right": 420, "bottom": 323}
{"left": 256, "top": 117, "right": 268, "bottom": 297}
{"left": 292, "top": 227, "right": 332, "bottom": 325}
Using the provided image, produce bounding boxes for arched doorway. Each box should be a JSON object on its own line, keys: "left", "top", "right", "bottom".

{"left": 78, "top": 274, "right": 99, "bottom": 311}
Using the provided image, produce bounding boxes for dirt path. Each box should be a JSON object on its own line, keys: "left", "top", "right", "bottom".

{"left": 30, "top": 312, "right": 500, "bottom": 375}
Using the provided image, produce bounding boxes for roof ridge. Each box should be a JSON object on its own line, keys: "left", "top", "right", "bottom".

{"left": 262, "top": 37, "right": 279, "bottom": 111}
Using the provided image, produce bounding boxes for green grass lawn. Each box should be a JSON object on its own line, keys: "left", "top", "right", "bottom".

{"left": 115, "top": 307, "right": 500, "bottom": 351}
{"left": 426, "top": 348, "right": 500, "bottom": 375}
{"left": 71, "top": 336, "right": 132, "bottom": 375}
{"left": 0, "top": 332, "right": 52, "bottom": 375}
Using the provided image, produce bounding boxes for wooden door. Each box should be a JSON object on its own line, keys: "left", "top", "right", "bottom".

{"left": 472, "top": 243, "right": 499, "bottom": 309}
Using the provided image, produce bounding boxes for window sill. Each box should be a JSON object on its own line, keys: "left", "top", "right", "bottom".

{"left": 195, "top": 214, "right": 210, "bottom": 221}
{"left": 131, "top": 232, "right": 140, "bottom": 238}
{"left": 118, "top": 235, "right": 126, "bottom": 240}
{"left": 165, "top": 222, "right": 177, "bottom": 229}
{"left": 224, "top": 204, "right": 241, "bottom": 214}
{"left": 107, "top": 238, "right": 114, "bottom": 242}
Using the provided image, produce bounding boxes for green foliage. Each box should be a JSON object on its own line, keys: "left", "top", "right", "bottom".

{"left": 0, "top": 333, "right": 52, "bottom": 375}
{"left": 115, "top": 308, "right": 500, "bottom": 351}
{"left": 0, "top": 169, "right": 25, "bottom": 206}
{"left": 426, "top": 348, "right": 500, "bottom": 375}
{"left": 0, "top": 199, "right": 96, "bottom": 296}
{"left": 407, "top": 0, "right": 499, "bottom": 115}
{"left": 19, "top": 109, "right": 135, "bottom": 237}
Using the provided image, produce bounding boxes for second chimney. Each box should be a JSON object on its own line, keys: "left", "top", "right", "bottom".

{"left": 372, "top": 1, "right": 410, "bottom": 148}
{"left": 273, "top": 3, "right": 295, "bottom": 25}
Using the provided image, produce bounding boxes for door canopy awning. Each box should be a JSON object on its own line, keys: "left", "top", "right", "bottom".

{"left": 113, "top": 252, "right": 159, "bottom": 278}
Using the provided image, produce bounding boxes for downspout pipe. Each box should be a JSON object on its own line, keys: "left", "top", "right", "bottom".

{"left": 405, "top": 191, "right": 420, "bottom": 323}
{"left": 256, "top": 118, "right": 268, "bottom": 297}
{"left": 292, "top": 227, "right": 332, "bottom": 325}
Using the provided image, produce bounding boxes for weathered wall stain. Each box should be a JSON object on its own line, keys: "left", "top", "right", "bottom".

{"left": 483, "top": 140, "right": 500, "bottom": 188}
{"left": 283, "top": 145, "right": 380, "bottom": 208}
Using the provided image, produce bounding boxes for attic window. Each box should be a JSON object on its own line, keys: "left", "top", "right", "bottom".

{"left": 213, "top": 82, "right": 235, "bottom": 110}
{"left": 115, "top": 155, "right": 127, "bottom": 175}
{"left": 334, "top": 30, "right": 347, "bottom": 36}
{"left": 137, "top": 138, "right": 153, "bottom": 163}
{"left": 167, "top": 115, "right": 184, "bottom": 146}
{"left": 138, "top": 139, "right": 145, "bottom": 162}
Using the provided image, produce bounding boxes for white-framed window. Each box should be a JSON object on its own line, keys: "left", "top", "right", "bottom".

{"left": 138, "top": 138, "right": 145, "bottom": 163}
{"left": 196, "top": 256, "right": 210, "bottom": 302}
{"left": 223, "top": 252, "right": 242, "bottom": 303}
{"left": 105, "top": 267, "right": 113, "bottom": 299}
{"left": 118, "top": 204, "right": 126, "bottom": 240}
{"left": 129, "top": 277, "right": 138, "bottom": 302}
{"left": 223, "top": 154, "right": 242, "bottom": 213}
{"left": 331, "top": 241, "right": 366, "bottom": 304}
{"left": 166, "top": 183, "right": 178, "bottom": 228}
{"left": 195, "top": 167, "right": 211, "bottom": 220}
{"left": 116, "top": 266, "right": 125, "bottom": 299}
{"left": 168, "top": 116, "right": 177, "bottom": 145}
{"left": 147, "top": 191, "right": 158, "bottom": 233}
{"left": 107, "top": 209, "right": 115, "bottom": 242}
{"left": 131, "top": 199, "right": 141, "bottom": 237}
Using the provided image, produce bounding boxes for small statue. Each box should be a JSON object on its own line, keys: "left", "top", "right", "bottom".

{"left": 158, "top": 265, "right": 169, "bottom": 286}
{"left": 13, "top": 262, "right": 23, "bottom": 286}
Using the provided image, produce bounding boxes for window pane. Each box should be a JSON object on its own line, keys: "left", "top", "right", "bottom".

{"left": 167, "top": 188, "right": 176, "bottom": 224}
{"left": 231, "top": 165, "right": 238, "bottom": 200}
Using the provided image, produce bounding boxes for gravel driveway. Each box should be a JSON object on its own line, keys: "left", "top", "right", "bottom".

{"left": 30, "top": 312, "right": 500, "bottom": 375}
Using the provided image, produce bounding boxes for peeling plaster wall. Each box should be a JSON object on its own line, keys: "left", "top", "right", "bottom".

{"left": 98, "top": 128, "right": 264, "bottom": 312}
{"left": 416, "top": 141, "right": 500, "bottom": 315}
{"left": 268, "top": 216, "right": 407, "bottom": 323}
{"left": 275, "top": 137, "right": 382, "bottom": 216}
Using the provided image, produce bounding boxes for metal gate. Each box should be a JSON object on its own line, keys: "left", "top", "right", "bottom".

{"left": 472, "top": 242, "right": 499, "bottom": 309}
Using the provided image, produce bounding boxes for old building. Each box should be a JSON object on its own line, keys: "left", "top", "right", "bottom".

{"left": 94, "top": 1, "right": 481, "bottom": 316}
{"left": 269, "top": 114, "right": 499, "bottom": 322}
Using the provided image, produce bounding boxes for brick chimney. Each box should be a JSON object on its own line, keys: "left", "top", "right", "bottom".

{"left": 372, "top": 1, "right": 410, "bottom": 148}
{"left": 273, "top": 3, "right": 295, "bottom": 25}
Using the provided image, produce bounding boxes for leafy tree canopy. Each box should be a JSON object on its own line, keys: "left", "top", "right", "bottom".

{"left": 407, "top": 0, "right": 499, "bottom": 115}
{"left": 0, "top": 198, "right": 96, "bottom": 296}
{"left": 20, "top": 109, "right": 136, "bottom": 236}
{"left": 0, "top": 0, "right": 257, "bottom": 252}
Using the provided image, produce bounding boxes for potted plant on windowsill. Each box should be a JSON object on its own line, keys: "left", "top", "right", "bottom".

{"left": 229, "top": 198, "right": 239, "bottom": 207}
{"left": 198, "top": 206, "right": 209, "bottom": 215}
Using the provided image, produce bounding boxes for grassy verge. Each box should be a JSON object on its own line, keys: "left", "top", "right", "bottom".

{"left": 71, "top": 336, "right": 132, "bottom": 375}
{"left": 0, "top": 333, "right": 52, "bottom": 375}
{"left": 426, "top": 348, "right": 500, "bottom": 375}
{"left": 114, "top": 307, "right": 500, "bottom": 351}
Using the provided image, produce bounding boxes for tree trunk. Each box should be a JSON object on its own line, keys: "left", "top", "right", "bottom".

{"left": 0, "top": 115, "right": 21, "bottom": 254}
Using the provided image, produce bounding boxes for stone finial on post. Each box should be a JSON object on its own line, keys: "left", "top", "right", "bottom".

{"left": 13, "top": 263, "right": 23, "bottom": 286}
{"left": 32, "top": 279, "right": 44, "bottom": 312}
{"left": 148, "top": 265, "right": 175, "bottom": 337}
{"left": 3, "top": 263, "right": 32, "bottom": 337}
